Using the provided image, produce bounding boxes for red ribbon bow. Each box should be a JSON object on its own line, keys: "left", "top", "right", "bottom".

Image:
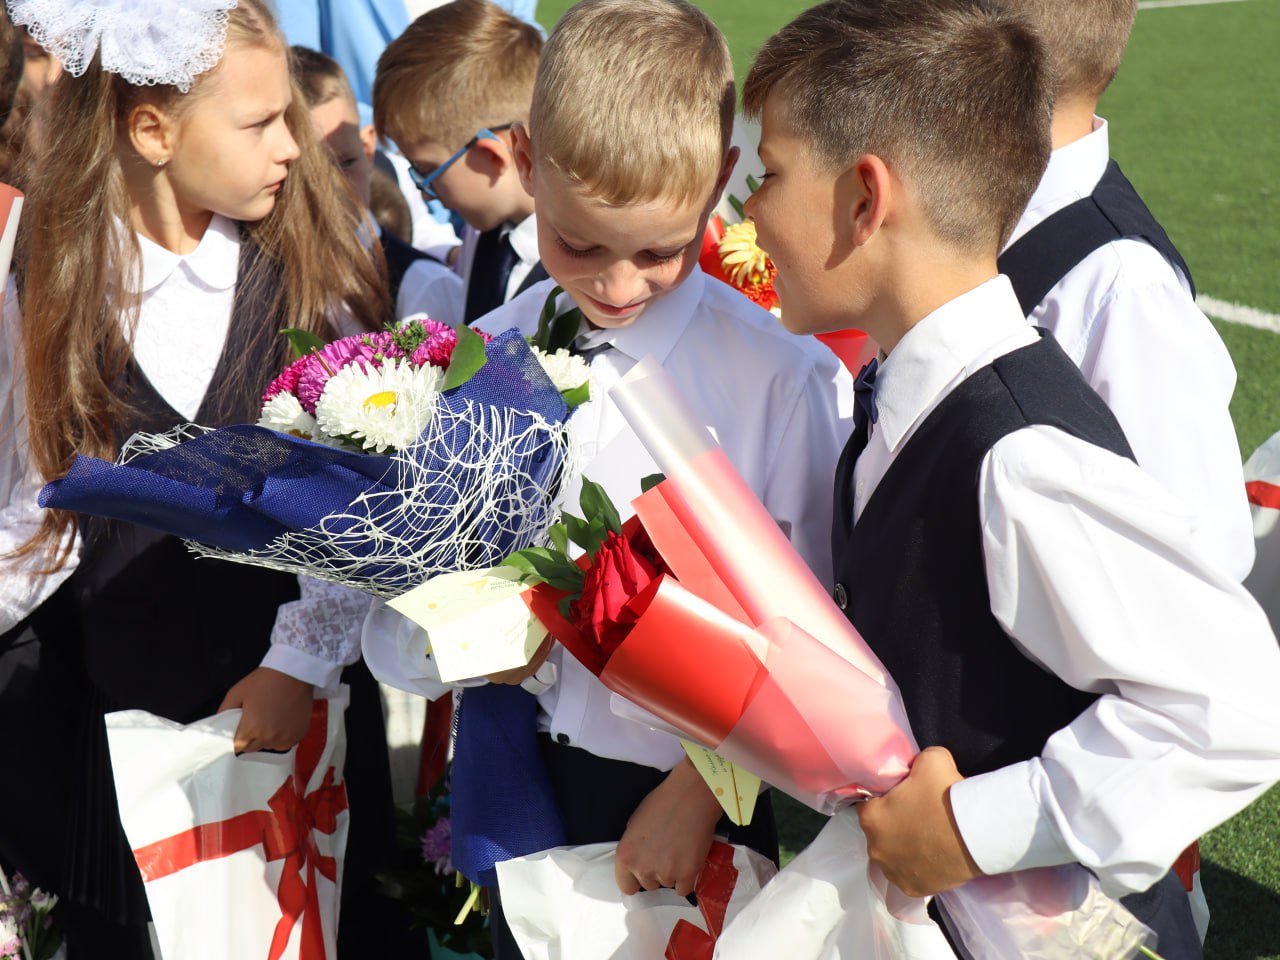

{"left": 131, "top": 700, "right": 349, "bottom": 960}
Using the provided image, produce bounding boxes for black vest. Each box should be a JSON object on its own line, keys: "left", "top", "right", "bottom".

{"left": 73, "top": 237, "right": 301, "bottom": 720}
{"left": 998, "top": 160, "right": 1195, "bottom": 318}
{"left": 832, "top": 334, "right": 1133, "bottom": 776}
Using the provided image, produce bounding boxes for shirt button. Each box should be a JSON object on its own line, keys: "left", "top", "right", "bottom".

{"left": 555, "top": 733, "right": 571, "bottom": 745}
{"left": 834, "top": 583, "right": 848, "bottom": 610}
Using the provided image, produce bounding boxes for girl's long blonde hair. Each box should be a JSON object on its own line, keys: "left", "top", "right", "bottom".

{"left": 15, "top": 0, "right": 388, "bottom": 566}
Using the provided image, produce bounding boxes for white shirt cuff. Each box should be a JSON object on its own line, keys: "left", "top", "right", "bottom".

{"left": 949, "top": 760, "right": 1075, "bottom": 876}
{"left": 261, "top": 643, "right": 342, "bottom": 692}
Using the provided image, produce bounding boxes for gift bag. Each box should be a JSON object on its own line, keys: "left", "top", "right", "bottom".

{"left": 1244, "top": 430, "right": 1280, "bottom": 637}
{"left": 495, "top": 839, "right": 775, "bottom": 960}
{"left": 106, "top": 696, "right": 350, "bottom": 960}
{"left": 712, "top": 809, "right": 953, "bottom": 960}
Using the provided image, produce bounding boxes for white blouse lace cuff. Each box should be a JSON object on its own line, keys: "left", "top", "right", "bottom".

{"left": 265, "top": 577, "right": 370, "bottom": 689}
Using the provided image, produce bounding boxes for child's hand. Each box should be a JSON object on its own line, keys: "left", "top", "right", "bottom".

{"left": 856, "top": 746, "right": 984, "bottom": 898}
{"left": 218, "top": 667, "right": 315, "bottom": 755}
{"left": 484, "top": 634, "right": 554, "bottom": 685}
{"left": 615, "top": 757, "right": 724, "bottom": 897}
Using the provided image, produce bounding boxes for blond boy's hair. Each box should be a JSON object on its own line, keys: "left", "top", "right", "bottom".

{"left": 374, "top": 0, "right": 541, "bottom": 151}
{"left": 531, "top": 0, "right": 734, "bottom": 206}
{"left": 998, "top": 0, "right": 1137, "bottom": 100}
{"left": 291, "top": 45, "right": 356, "bottom": 110}
{"left": 744, "top": 0, "right": 1050, "bottom": 254}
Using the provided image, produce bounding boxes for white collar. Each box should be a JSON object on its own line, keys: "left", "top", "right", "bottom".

{"left": 874, "top": 275, "right": 1037, "bottom": 453}
{"left": 1006, "top": 117, "right": 1110, "bottom": 248}
{"left": 572, "top": 265, "right": 706, "bottom": 365}
{"left": 505, "top": 212, "right": 540, "bottom": 267}
{"left": 136, "top": 214, "right": 241, "bottom": 294}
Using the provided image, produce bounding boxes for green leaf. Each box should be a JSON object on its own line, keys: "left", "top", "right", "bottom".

{"left": 442, "top": 324, "right": 488, "bottom": 391}
{"left": 563, "top": 512, "right": 593, "bottom": 552}
{"left": 728, "top": 194, "right": 746, "bottom": 220}
{"left": 560, "top": 380, "right": 591, "bottom": 410}
{"left": 547, "top": 522, "right": 569, "bottom": 556}
{"left": 579, "top": 478, "right": 622, "bottom": 536}
{"left": 557, "top": 594, "right": 576, "bottom": 620}
{"left": 502, "top": 552, "right": 540, "bottom": 582}
{"left": 279, "top": 327, "right": 327, "bottom": 360}
{"left": 533, "top": 285, "right": 566, "bottom": 351}
{"left": 547, "top": 307, "right": 584, "bottom": 354}
{"left": 505, "top": 547, "right": 585, "bottom": 592}
{"left": 745, "top": 175, "right": 761, "bottom": 194}
{"left": 640, "top": 472, "right": 666, "bottom": 493}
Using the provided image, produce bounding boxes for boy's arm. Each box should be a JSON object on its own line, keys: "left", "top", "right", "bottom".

{"left": 947, "top": 424, "right": 1280, "bottom": 898}
{"left": 614, "top": 756, "right": 724, "bottom": 897}
{"left": 1063, "top": 243, "right": 1254, "bottom": 581}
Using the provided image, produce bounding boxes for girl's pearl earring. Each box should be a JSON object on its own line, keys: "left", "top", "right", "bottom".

{"left": 155, "top": 159, "right": 166, "bottom": 168}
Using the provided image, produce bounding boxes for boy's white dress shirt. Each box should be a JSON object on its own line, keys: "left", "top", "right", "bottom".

{"left": 854, "top": 274, "right": 1280, "bottom": 898}
{"left": 455, "top": 213, "right": 542, "bottom": 306}
{"left": 1, "top": 216, "right": 364, "bottom": 685}
{"left": 1004, "top": 118, "right": 1254, "bottom": 582}
{"left": 363, "top": 266, "right": 848, "bottom": 769}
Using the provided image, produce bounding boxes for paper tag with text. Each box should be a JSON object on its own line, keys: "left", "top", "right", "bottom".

{"left": 387, "top": 568, "right": 547, "bottom": 683}
{"left": 681, "top": 742, "right": 760, "bottom": 826}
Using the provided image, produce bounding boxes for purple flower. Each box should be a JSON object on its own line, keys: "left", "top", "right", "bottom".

{"left": 295, "top": 333, "right": 394, "bottom": 414}
{"left": 261, "top": 354, "right": 311, "bottom": 405}
{"left": 420, "top": 817, "right": 454, "bottom": 876}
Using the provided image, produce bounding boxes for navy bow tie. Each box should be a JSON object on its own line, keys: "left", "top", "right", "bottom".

{"left": 854, "top": 357, "right": 880, "bottom": 428}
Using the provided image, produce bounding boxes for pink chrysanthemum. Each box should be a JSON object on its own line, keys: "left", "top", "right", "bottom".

{"left": 261, "top": 354, "right": 311, "bottom": 405}
{"left": 420, "top": 817, "right": 453, "bottom": 876}
{"left": 296, "top": 333, "right": 393, "bottom": 414}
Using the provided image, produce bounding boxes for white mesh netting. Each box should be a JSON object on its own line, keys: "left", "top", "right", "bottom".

{"left": 9, "top": 0, "right": 237, "bottom": 91}
{"left": 117, "top": 401, "right": 580, "bottom": 598}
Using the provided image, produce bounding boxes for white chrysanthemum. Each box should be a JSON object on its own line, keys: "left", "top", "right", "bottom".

{"left": 532, "top": 346, "right": 591, "bottom": 394}
{"left": 314, "top": 359, "right": 444, "bottom": 453}
{"left": 258, "top": 392, "right": 320, "bottom": 441}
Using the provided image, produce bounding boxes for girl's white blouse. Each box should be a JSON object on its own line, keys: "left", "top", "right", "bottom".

{"left": 1, "top": 216, "right": 362, "bottom": 687}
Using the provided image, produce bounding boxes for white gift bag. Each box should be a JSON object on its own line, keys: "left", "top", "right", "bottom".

{"left": 1244, "top": 430, "right": 1280, "bottom": 636}
{"left": 106, "top": 695, "right": 350, "bottom": 960}
{"left": 496, "top": 839, "right": 776, "bottom": 960}
{"left": 713, "top": 809, "right": 953, "bottom": 960}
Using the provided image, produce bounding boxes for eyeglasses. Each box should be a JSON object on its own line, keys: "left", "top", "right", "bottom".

{"left": 407, "top": 123, "right": 515, "bottom": 201}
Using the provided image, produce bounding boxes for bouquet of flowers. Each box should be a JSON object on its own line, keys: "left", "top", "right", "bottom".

{"left": 375, "top": 778, "right": 490, "bottom": 959}
{"left": 0, "top": 869, "right": 61, "bottom": 960}
{"left": 419, "top": 357, "right": 1158, "bottom": 959}
{"left": 39, "top": 321, "right": 587, "bottom": 597}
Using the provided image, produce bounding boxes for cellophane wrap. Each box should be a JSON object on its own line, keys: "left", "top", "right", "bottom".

{"left": 105, "top": 696, "right": 349, "bottom": 960}
{"left": 598, "top": 356, "right": 1154, "bottom": 960}
{"left": 40, "top": 330, "right": 576, "bottom": 597}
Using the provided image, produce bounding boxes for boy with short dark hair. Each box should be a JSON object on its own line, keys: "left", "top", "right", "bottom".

{"left": 742, "top": 1, "right": 1280, "bottom": 956}
{"left": 997, "top": 0, "right": 1253, "bottom": 583}
{"left": 291, "top": 44, "right": 463, "bottom": 325}
{"left": 374, "top": 0, "right": 544, "bottom": 323}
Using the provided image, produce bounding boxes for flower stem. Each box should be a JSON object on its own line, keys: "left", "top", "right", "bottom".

{"left": 1138, "top": 946, "right": 1167, "bottom": 959}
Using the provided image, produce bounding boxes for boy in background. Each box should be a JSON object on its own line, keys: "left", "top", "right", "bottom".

{"left": 997, "top": 0, "right": 1252, "bottom": 584}
{"left": 374, "top": 0, "right": 544, "bottom": 324}
{"left": 363, "top": 1, "right": 847, "bottom": 954}
{"left": 292, "top": 45, "right": 464, "bottom": 325}
{"left": 742, "top": 1, "right": 1280, "bottom": 957}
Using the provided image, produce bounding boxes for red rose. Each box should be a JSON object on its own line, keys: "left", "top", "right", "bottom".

{"left": 569, "top": 529, "right": 663, "bottom": 662}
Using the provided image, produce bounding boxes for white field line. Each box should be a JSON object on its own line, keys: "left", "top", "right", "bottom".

{"left": 1199, "top": 296, "right": 1280, "bottom": 333}
{"left": 1138, "top": 0, "right": 1252, "bottom": 9}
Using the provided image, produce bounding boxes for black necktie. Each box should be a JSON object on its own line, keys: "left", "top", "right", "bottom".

{"left": 853, "top": 357, "right": 880, "bottom": 436}
{"left": 464, "top": 228, "right": 519, "bottom": 324}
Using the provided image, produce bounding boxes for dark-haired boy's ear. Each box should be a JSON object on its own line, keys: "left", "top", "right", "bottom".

{"left": 126, "top": 102, "right": 173, "bottom": 168}
{"left": 845, "top": 154, "right": 892, "bottom": 248}
{"left": 510, "top": 121, "right": 535, "bottom": 197}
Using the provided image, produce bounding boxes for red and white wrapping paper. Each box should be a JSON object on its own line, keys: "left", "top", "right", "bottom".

{"left": 578, "top": 356, "right": 1154, "bottom": 960}
{"left": 1244, "top": 429, "right": 1280, "bottom": 636}
{"left": 496, "top": 839, "right": 775, "bottom": 960}
{"left": 106, "top": 696, "right": 349, "bottom": 960}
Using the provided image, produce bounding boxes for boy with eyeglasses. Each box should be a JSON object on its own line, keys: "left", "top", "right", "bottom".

{"left": 374, "top": 0, "right": 544, "bottom": 324}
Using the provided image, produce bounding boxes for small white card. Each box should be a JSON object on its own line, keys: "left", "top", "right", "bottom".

{"left": 387, "top": 568, "right": 548, "bottom": 683}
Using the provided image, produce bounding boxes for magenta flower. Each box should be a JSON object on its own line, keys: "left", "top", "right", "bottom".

{"left": 261, "top": 354, "right": 311, "bottom": 405}
{"left": 420, "top": 817, "right": 453, "bottom": 876}
{"left": 295, "top": 333, "right": 393, "bottom": 413}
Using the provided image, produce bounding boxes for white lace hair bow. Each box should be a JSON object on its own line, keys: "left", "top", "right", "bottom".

{"left": 7, "top": 0, "right": 240, "bottom": 92}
